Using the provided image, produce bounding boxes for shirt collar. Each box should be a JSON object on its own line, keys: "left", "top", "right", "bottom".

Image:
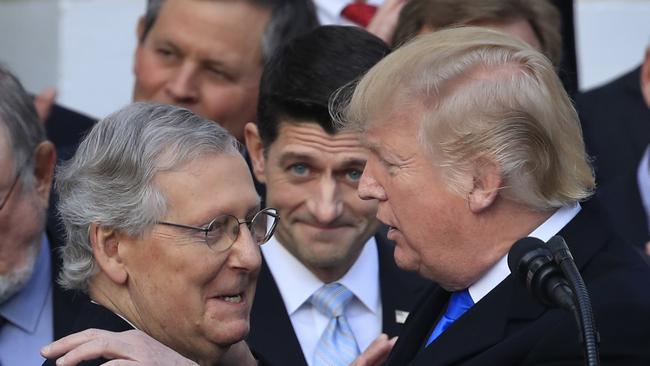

{"left": 261, "top": 235, "right": 380, "bottom": 315}
{"left": 0, "top": 234, "right": 51, "bottom": 332}
{"left": 468, "top": 203, "right": 581, "bottom": 303}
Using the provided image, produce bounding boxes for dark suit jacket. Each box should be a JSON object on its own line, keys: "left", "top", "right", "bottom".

{"left": 576, "top": 66, "right": 650, "bottom": 186}
{"left": 43, "top": 104, "right": 94, "bottom": 340}
{"left": 384, "top": 201, "right": 650, "bottom": 366}
{"left": 42, "top": 301, "right": 133, "bottom": 366}
{"left": 47, "top": 224, "right": 87, "bottom": 340}
{"left": 576, "top": 66, "right": 650, "bottom": 255}
{"left": 595, "top": 169, "right": 649, "bottom": 255}
{"left": 247, "top": 235, "right": 429, "bottom": 366}
{"left": 44, "top": 103, "right": 96, "bottom": 163}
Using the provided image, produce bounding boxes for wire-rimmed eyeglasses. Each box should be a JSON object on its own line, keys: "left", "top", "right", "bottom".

{"left": 156, "top": 207, "right": 279, "bottom": 251}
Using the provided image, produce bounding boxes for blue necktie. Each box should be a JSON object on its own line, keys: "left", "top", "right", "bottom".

{"left": 425, "top": 289, "right": 474, "bottom": 346}
{"left": 311, "top": 283, "right": 360, "bottom": 366}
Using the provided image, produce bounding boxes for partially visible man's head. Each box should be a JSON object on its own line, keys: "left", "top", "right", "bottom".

{"left": 57, "top": 102, "right": 267, "bottom": 363}
{"left": 392, "top": 0, "right": 562, "bottom": 68}
{"left": 133, "top": 0, "right": 319, "bottom": 141}
{"left": 245, "top": 26, "right": 389, "bottom": 282}
{"left": 338, "top": 27, "right": 594, "bottom": 289}
{"left": 0, "top": 66, "right": 56, "bottom": 303}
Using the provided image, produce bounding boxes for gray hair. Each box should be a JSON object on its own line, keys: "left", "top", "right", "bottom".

{"left": 56, "top": 102, "right": 240, "bottom": 292}
{"left": 141, "top": 0, "right": 319, "bottom": 64}
{"left": 0, "top": 64, "right": 45, "bottom": 188}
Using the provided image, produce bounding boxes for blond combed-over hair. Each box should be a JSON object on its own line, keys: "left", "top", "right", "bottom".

{"left": 336, "top": 27, "right": 594, "bottom": 211}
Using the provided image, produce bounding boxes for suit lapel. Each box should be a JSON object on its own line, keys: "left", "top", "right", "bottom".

{"left": 248, "top": 258, "right": 308, "bottom": 366}
{"left": 386, "top": 284, "right": 449, "bottom": 365}
{"left": 376, "top": 234, "right": 430, "bottom": 337}
{"left": 47, "top": 227, "right": 87, "bottom": 339}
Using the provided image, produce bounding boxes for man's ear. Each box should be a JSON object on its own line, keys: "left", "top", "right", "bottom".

{"left": 641, "top": 46, "right": 650, "bottom": 108}
{"left": 467, "top": 158, "right": 502, "bottom": 213}
{"left": 89, "top": 223, "right": 128, "bottom": 285}
{"left": 32, "top": 140, "right": 56, "bottom": 207}
{"left": 244, "top": 122, "right": 267, "bottom": 183}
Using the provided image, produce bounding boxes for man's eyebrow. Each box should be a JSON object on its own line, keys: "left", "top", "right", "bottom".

{"left": 337, "top": 158, "right": 367, "bottom": 168}
{"left": 277, "top": 151, "right": 315, "bottom": 167}
{"left": 155, "top": 40, "right": 181, "bottom": 52}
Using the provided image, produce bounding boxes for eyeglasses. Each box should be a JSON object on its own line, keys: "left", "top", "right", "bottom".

{"left": 156, "top": 207, "right": 279, "bottom": 251}
{"left": 0, "top": 162, "right": 27, "bottom": 211}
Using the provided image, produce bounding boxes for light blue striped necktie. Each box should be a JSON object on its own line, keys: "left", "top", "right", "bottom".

{"left": 311, "top": 283, "right": 360, "bottom": 366}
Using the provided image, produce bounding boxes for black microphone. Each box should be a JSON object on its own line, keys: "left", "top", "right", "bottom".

{"left": 507, "top": 237, "right": 575, "bottom": 311}
{"left": 508, "top": 236, "right": 600, "bottom": 366}
{"left": 547, "top": 236, "right": 600, "bottom": 366}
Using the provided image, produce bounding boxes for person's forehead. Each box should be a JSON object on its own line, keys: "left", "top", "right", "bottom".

{"left": 152, "top": 0, "right": 270, "bottom": 61}
{"left": 273, "top": 121, "right": 367, "bottom": 157}
{"left": 156, "top": 153, "right": 259, "bottom": 219}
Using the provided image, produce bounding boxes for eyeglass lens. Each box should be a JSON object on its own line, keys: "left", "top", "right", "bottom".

{"left": 205, "top": 210, "right": 276, "bottom": 250}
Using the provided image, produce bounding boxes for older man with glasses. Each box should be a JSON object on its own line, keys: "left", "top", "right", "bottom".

{"left": 41, "top": 102, "right": 277, "bottom": 366}
{"left": 0, "top": 66, "right": 85, "bottom": 366}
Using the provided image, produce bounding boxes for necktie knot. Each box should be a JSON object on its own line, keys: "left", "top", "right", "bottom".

{"left": 445, "top": 289, "right": 474, "bottom": 321}
{"left": 310, "top": 283, "right": 354, "bottom": 318}
{"left": 426, "top": 289, "right": 474, "bottom": 346}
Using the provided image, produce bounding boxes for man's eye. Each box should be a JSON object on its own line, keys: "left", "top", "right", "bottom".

{"left": 156, "top": 48, "right": 174, "bottom": 58}
{"left": 204, "top": 221, "right": 226, "bottom": 245}
{"left": 289, "top": 163, "right": 309, "bottom": 177}
{"left": 346, "top": 169, "right": 362, "bottom": 182}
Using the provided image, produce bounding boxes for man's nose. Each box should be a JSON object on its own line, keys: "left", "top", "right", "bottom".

{"left": 164, "top": 63, "right": 200, "bottom": 105}
{"left": 307, "top": 177, "right": 343, "bottom": 224}
{"left": 228, "top": 224, "right": 262, "bottom": 273}
{"left": 358, "top": 168, "right": 386, "bottom": 201}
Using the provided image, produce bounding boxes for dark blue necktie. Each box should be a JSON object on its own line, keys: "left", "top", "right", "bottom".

{"left": 426, "top": 289, "right": 474, "bottom": 346}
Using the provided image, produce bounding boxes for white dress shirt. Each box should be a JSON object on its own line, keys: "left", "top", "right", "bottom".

{"left": 262, "top": 236, "right": 382, "bottom": 366}
{"left": 314, "top": 0, "right": 385, "bottom": 26}
{"left": 468, "top": 204, "right": 581, "bottom": 304}
{"left": 637, "top": 145, "right": 650, "bottom": 233}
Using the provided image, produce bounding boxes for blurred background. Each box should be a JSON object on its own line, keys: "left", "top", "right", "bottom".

{"left": 1, "top": 0, "right": 649, "bottom": 119}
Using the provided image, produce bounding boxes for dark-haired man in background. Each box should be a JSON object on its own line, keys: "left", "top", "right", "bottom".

{"left": 244, "top": 25, "right": 427, "bottom": 366}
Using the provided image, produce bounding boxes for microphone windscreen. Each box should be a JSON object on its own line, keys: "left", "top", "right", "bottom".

{"left": 507, "top": 236, "right": 546, "bottom": 275}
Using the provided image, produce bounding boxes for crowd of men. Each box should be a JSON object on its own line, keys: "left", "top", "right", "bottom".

{"left": 1, "top": 1, "right": 648, "bottom": 366}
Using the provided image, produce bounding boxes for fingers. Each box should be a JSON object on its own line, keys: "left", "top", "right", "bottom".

{"left": 51, "top": 336, "right": 136, "bottom": 366}
{"left": 41, "top": 328, "right": 114, "bottom": 359}
{"left": 351, "top": 333, "right": 398, "bottom": 366}
{"left": 34, "top": 87, "right": 57, "bottom": 122}
{"left": 102, "top": 361, "right": 139, "bottom": 366}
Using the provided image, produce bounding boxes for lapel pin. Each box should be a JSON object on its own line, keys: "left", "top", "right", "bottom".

{"left": 395, "top": 310, "right": 409, "bottom": 324}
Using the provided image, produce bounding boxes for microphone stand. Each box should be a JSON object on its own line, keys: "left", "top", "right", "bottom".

{"left": 548, "top": 236, "right": 600, "bottom": 366}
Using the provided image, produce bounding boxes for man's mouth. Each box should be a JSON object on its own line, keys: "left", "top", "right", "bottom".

{"left": 217, "top": 294, "right": 243, "bottom": 304}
